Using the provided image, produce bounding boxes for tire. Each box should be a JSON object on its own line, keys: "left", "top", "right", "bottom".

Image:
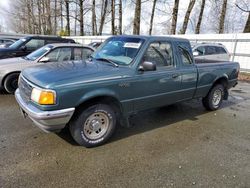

{"left": 202, "top": 84, "right": 225, "bottom": 111}
{"left": 69, "top": 104, "right": 116, "bottom": 147}
{"left": 3, "top": 73, "right": 20, "bottom": 94}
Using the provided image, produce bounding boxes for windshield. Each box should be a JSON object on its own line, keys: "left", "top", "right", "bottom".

{"left": 25, "top": 45, "right": 53, "bottom": 61}
{"left": 92, "top": 37, "right": 144, "bottom": 65}
{"left": 9, "top": 38, "right": 27, "bottom": 49}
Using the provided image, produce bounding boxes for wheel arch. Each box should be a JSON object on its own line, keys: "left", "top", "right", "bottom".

{"left": 1, "top": 71, "right": 21, "bottom": 87}
{"left": 210, "top": 75, "right": 229, "bottom": 100}
{"left": 74, "top": 94, "right": 123, "bottom": 119}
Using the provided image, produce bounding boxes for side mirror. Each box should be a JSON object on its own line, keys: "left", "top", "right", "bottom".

{"left": 193, "top": 51, "right": 199, "bottom": 56}
{"left": 138, "top": 61, "right": 156, "bottom": 72}
{"left": 20, "top": 45, "right": 27, "bottom": 51}
{"left": 39, "top": 57, "right": 50, "bottom": 63}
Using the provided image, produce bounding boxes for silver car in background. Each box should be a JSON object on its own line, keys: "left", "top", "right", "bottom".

{"left": 0, "top": 43, "right": 95, "bottom": 93}
{"left": 192, "top": 43, "right": 230, "bottom": 61}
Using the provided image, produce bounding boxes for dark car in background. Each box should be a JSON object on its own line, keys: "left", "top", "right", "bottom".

{"left": 0, "top": 35, "right": 75, "bottom": 59}
{"left": 88, "top": 42, "right": 103, "bottom": 48}
{"left": 0, "top": 43, "right": 95, "bottom": 94}
{"left": 0, "top": 38, "right": 19, "bottom": 48}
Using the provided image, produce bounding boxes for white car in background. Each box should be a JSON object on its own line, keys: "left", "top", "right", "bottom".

{"left": 0, "top": 43, "right": 95, "bottom": 93}
{"left": 192, "top": 43, "right": 230, "bottom": 61}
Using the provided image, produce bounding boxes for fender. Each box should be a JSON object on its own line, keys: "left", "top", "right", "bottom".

{"left": 76, "top": 88, "right": 120, "bottom": 107}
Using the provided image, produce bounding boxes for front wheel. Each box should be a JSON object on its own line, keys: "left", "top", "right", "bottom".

{"left": 202, "top": 84, "right": 225, "bottom": 111}
{"left": 69, "top": 104, "right": 116, "bottom": 147}
{"left": 4, "top": 73, "right": 20, "bottom": 94}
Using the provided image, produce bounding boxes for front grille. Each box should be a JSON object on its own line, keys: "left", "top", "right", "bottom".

{"left": 19, "top": 76, "right": 32, "bottom": 103}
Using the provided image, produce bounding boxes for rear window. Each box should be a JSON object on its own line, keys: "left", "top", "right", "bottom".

{"left": 216, "top": 46, "right": 227, "bottom": 54}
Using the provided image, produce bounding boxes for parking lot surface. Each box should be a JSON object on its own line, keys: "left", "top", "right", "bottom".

{"left": 0, "top": 82, "right": 250, "bottom": 188}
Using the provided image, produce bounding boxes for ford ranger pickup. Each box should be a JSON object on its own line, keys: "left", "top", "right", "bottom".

{"left": 15, "top": 35, "right": 239, "bottom": 147}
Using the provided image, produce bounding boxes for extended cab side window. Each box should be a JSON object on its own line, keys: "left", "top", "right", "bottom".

{"left": 143, "top": 42, "right": 174, "bottom": 68}
{"left": 25, "top": 39, "right": 45, "bottom": 51}
{"left": 179, "top": 47, "right": 193, "bottom": 65}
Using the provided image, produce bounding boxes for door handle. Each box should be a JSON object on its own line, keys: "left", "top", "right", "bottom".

{"left": 172, "top": 73, "right": 180, "bottom": 78}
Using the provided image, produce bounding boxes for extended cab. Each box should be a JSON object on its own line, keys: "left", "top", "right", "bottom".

{"left": 15, "top": 36, "right": 239, "bottom": 147}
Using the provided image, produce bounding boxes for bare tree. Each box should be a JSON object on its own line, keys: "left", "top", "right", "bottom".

{"left": 98, "top": 0, "right": 108, "bottom": 35}
{"left": 118, "top": 0, "right": 122, "bottom": 35}
{"left": 54, "top": 0, "right": 58, "bottom": 35}
{"left": 195, "top": 0, "right": 206, "bottom": 34}
{"left": 111, "top": 0, "right": 115, "bottom": 35}
{"left": 219, "top": 0, "right": 228, "bottom": 33}
{"left": 133, "top": 0, "right": 141, "bottom": 35}
{"left": 149, "top": 0, "right": 157, "bottom": 35}
{"left": 79, "top": 0, "right": 85, "bottom": 36}
{"left": 45, "top": 0, "right": 52, "bottom": 34}
{"left": 92, "top": 0, "right": 97, "bottom": 35}
{"left": 180, "top": 0, "right": 196, "bottom": 34}
{"left": 65, "top": 0, "right": 70, "bottom": 35}
{"left": 171, "top": 0, "right": 179, "bottom": 34}
{"left": 236, "top": 3, "right": 250, "bottom": 33}
{"left": 244, "top": 12, "right": 250, "bottom": 33}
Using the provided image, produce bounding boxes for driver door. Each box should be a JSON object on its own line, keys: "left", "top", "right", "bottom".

{"left": 132, "top": 41, "right": 182, "bottom": 111}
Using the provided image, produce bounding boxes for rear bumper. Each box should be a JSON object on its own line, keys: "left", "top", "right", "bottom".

{"left": 15, "top": 89, "right": 75, "bottom": 132}
{"left": 228, "top": 79, "right": 238, "bottom": 89}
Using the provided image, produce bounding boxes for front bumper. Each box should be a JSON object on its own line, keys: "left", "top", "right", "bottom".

{"left": 15, "top": 89, "right": 75, "bottom": 132}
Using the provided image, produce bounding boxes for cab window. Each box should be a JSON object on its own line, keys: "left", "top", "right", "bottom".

{"left": 179, "top": 47, "right": 193, "bottom": 65}
{"left": 25, "top": 39, "right": 45, "bottom": 51}
{"left": 143, "top": 42, "right": 174, "bottom": 68}
{"left": 45, "top": 47, "right": 72, "bottom": 62}
{"left": 74, "top": 48, "right": 93, "bottom": 60}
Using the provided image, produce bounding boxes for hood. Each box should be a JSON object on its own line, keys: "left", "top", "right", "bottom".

{"left": 22, "top": 60, "right": 132, "bottom": 89}
{"left": 0, "top": 57, "right": 30, "bottom": 67}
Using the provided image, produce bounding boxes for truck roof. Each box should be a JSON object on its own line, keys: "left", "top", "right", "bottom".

{"left": 110, "top": 35, "right": 190, "bottom": 43}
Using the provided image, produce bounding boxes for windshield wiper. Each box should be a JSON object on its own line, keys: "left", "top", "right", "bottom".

{"left": 22, "top": 56, "right": 30, "bottom": 60}
{"left": 94, "top": 57, "right": 119, "bottom": 67}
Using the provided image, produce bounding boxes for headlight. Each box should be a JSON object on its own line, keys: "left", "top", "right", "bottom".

{"left": 31, "top": 88, "right": 56, "bottom": 105}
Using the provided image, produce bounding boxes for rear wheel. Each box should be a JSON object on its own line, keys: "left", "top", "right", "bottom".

{"left": 69, "top": 104, "right": 116, "bottom": 147}
{"left": 202, "top": 84, "right": 225, "bottom": 111}
{"left": 3, "top": 73, "right": 20, "bottom": 94}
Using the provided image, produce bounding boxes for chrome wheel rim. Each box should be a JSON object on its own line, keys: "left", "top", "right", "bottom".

{"left": 83, "top": 112, "right": 109, "bottom": 140}
{"left": 212, "top": 89, "right": 222, "bottom": 107}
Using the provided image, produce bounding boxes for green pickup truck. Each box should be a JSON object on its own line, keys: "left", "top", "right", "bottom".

{"left": 15, "top": 35, "right": 239, "bottom": 147}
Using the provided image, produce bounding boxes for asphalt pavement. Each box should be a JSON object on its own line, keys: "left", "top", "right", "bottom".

{"left": 0, "top": 82, "right": 250, "bottom": 188}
